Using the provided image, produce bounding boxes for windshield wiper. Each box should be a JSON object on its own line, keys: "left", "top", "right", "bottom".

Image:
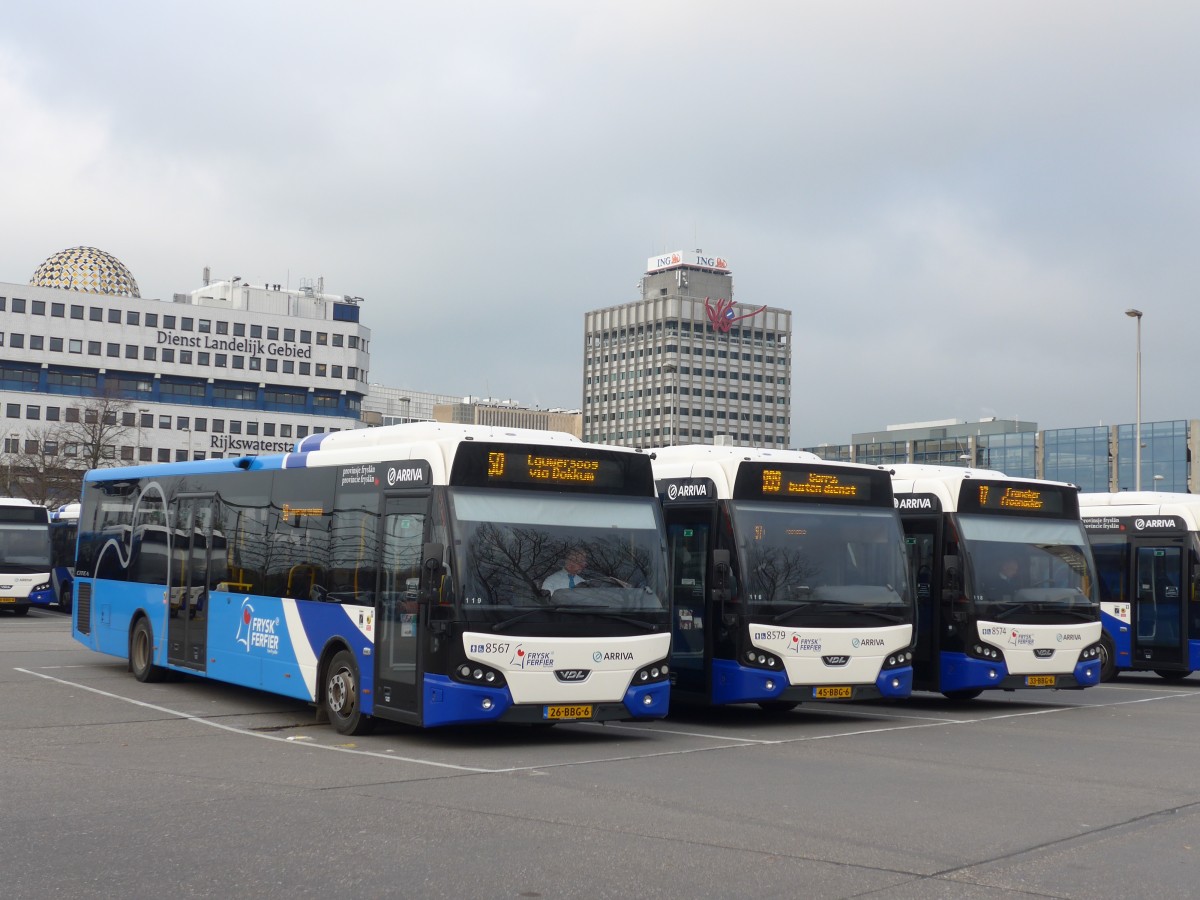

{"left": 494, "top": 605, "right": 659, "bottom": 632}
{"left": 771, "top": 602, "right": 819, "bottom": 622}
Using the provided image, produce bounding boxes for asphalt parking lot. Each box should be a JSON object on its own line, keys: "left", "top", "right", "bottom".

{"left": 4, "top": 606, "right": 1199, "bottom": 899}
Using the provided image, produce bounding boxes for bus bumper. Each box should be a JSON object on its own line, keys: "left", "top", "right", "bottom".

{"left": 940, "top": 653, "right": 1100, "bottom": 692}
{"left": 710, "top": 659, "right": 911, "bottom": 704}
{"left": 26, "top": 585, "right": 57, "bottom": 609}
{"left": 420, "top": 674, "right": 670, "bottom": 728}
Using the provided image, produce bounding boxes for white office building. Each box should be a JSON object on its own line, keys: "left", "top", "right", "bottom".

{"left": 1, "top": 246, "right": 371, "bottom": 472}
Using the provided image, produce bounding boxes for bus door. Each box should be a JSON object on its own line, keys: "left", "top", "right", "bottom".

{"left": 665, "top": 513, "right": 711, "bottom": 694}
{"left": 372, "top": 494, "right": 429, "bottom": 717}
{"left": 167, "top": 495, "right": 215, "bottom": 672}
{"left": 1131, "top": 536, "right": 1188, "bottom": 668}
{"left": 901, "top": 515, "right": 939, "bottom": 681}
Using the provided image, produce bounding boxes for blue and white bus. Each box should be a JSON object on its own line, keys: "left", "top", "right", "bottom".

{"left": 0, "top": 498, "right": 54, "bottom": 616}
{"left": 1079, "top": 492, "right": 1200, "bottom": 681}
{"left": 72, "top": 423, "right": 672, "bottom": 732}
{"left": 30, "top": 502, "right": 80, "bottom": 613}
{"left": 891, "top": 465, "right": 1103, "bottom": 699}
{"left": 652, "top": 445, "right": 914, "bottom": 709}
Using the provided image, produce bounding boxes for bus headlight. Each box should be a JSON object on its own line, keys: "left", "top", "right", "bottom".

{"left": 454, "top": 662, "right": 506, "bottom": 688}
{"left": 634, "top": 660, "right": 670, "bottom": 684}
{"left": 1079, "top": 644, "right": 1102, "bottom": 660}
{"left": 969, "top": 644, "right": 1005, "bottom": 662}
{"left": 882, "top": 651, "right": 913, "bottom": 670}
{"left": 33, "top": 581, "right": 51, "bottom": 593}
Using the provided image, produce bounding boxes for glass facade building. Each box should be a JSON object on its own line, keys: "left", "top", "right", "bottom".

{"left": 803, "top": 418, "right": 1200, "bottom": 493}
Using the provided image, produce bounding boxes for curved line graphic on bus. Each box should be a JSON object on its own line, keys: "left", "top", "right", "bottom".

{"left": 92, "top": 480, "right": 169, "bottom": 578}
{"left": 704, "top": 297, "right": 768, "bottom": 333}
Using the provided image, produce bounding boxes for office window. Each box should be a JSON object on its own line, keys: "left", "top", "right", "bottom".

{"left": 199, "top": 319, "right": 211, "bottom": 333}
{"left": 32, "top": 300, "right": 45, "bottom": 315}
{"left": 162, "top": 349, "right": 174, "bottom": 363}
{"left": 10, "top": 333, "right": 23, "bottom": 348}
{"left": 146, "top": 313, "right": 158, "bottom": 327}
{"left": 127, "top": 310, "right": 140, "bottom": 325}
{"left": 108, "top": 309, "right": 121, "bottom": 323}
{"left": 144, "top": 347, "right": 157, "bottom": 361}
{"left": 30, "top": 335, "right": 43, "bottom": 350}
{"left": 90, "top": 307, "right": 103, "bottom": 321}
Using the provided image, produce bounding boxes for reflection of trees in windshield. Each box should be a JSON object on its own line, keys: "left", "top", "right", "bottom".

{"left": 463, "top": 522, "right": 660, "bottom": 606}
{"left": 745, "top": 545, "right": 823, "bottom": 603}
{"left": 467, "top": 523, "right": 557, "bottom": 604}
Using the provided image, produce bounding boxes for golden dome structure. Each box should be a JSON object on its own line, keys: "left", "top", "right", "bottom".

{"left": 29, "top": 246, "right": 141, "bottom": 298}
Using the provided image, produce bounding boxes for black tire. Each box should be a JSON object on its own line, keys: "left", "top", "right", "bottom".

{"left": 942, "top": 689, "right": 983, "bottom": 702}
{"left": 1154, "top": 669, "right": 1192, "bottom": 682}
{"left": 58, "top": 588, "right": 72, "bottom": 615}
{"left": 757, "top": 701, "right": 799, "bottom": 713}
{"left": 13, "top": 605, "right": 30, "bottom": 617}
{"left": 1098, "top": 635, "right": 1118, "bottom": 682}
{"left": 324, "top": 649, "right": 374, "bottom": 736}
{"left": 130, "top": 617, "right": 165, "bottom": 683}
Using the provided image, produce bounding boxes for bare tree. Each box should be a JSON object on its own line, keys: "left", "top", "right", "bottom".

{"left": 58, "top": 393, "right": 134, "bottom": 472}
{"left": 9, "top": 423, "right": 89, "bottom": 506}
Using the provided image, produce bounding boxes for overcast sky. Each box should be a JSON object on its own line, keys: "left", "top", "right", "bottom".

{"left": 3, "top": 2, "right": 1198, "bottom": 447}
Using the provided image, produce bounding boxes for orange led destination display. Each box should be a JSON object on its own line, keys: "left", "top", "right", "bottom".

{"left": 451, "top": 442, "right": 653, "bottom": 495}
{"left": 761, "top": 469, "right": 859, "bottom": 498}
{"left": 958, "top": 479, "right": 1071, "bottom": 518}
{"left": 487, "top": 451, "right": 600, "bottom": 484}
{"left": 733, "top": 463, "right": 891, "bottom": 507}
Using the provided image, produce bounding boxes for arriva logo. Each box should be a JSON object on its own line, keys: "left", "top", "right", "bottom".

{"left": 593, "top": 650, "right": 633, "bottom": 662}
{"left": 1135, "top": 517, "right": 1175, "bottom": 531}
{"left": 1056, "top": 633, "right": 1083, "bottom": 642}
{"left": 895, "top": 497, "right": 933, "bottom": 510}
{"left": 387, "top": 466, "right": 426, "bottom": 486}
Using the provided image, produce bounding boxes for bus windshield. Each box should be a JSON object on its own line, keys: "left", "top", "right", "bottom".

{"left": 731, "top": 502, "right": 911, "bottom": 624}
{"left": 451, "top": 489, "right": 669, "bottom": 625}
{"left": 0, "top": 517, "right": 52, "bottom": 572}
{"left": 958, "top": 515, "right": 1097, "bottom": 621}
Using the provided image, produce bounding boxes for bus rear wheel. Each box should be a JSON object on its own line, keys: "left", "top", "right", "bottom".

{"left": 130, "top": 618, "right": 165, "bottom": 683}
{"left": 1154, "top": 669, "right": 1192, "bottom": 681}
{"left": 324, "top": 650, "right": 374, "bottom": 736}
{"left": 12, "top": 606, "right": 30, "bottom": 616}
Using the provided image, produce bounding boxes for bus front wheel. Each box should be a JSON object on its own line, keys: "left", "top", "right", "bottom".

{"left": 757, "top": 701, "right": 799, "bottom": 713}
{"left": 1098, "top": 636, "right": 1117, "bottom": 682}
{"left": 942, "top": 689, "right": 983, "bottom": 702}
{"left": 1154, "top": 669, "right": 1192, "bottom": 682}
{"left": 130, "top": 618, "right": 165, "bottom": 683}
{"left": 324, "top": 650, "right": 374, "bottom": 736}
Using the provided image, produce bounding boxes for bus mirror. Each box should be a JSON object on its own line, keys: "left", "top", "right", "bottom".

{"left": 711, "top": 549, "right": 732, "bottom": 607}
{"left": 420, "top": 543, "right": 446, "bottom": 598}
{"left": 943, "top": 555, "right": 960, "bottom": 591}
{"left": 712, "top": 549, "right": 730, "bottom": 585}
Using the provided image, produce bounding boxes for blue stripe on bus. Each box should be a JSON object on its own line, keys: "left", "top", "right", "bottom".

{"left": 282, "top": 451, "right": 311, "bottom": 468}
{"left": 83, "top": 455, "right": 283, "bottom": 482}
{"left": 297, "top": 433, "right": 330, "bottom": 453}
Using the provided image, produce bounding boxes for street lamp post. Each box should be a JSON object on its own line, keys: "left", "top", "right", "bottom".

{"left": 1125, "top": 309, "right": 1143, "bottom": 491}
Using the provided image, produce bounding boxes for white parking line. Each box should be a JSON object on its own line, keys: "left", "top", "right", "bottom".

{"left": 17, "top": 666, "right": 1200, "bottom": 774}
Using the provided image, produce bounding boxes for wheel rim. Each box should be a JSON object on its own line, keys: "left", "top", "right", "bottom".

{"left": 328, "top": 666, "right": 356, "bottom": 717}
{"left": 132, "top": 628, "right": 149, "bottom": 672}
